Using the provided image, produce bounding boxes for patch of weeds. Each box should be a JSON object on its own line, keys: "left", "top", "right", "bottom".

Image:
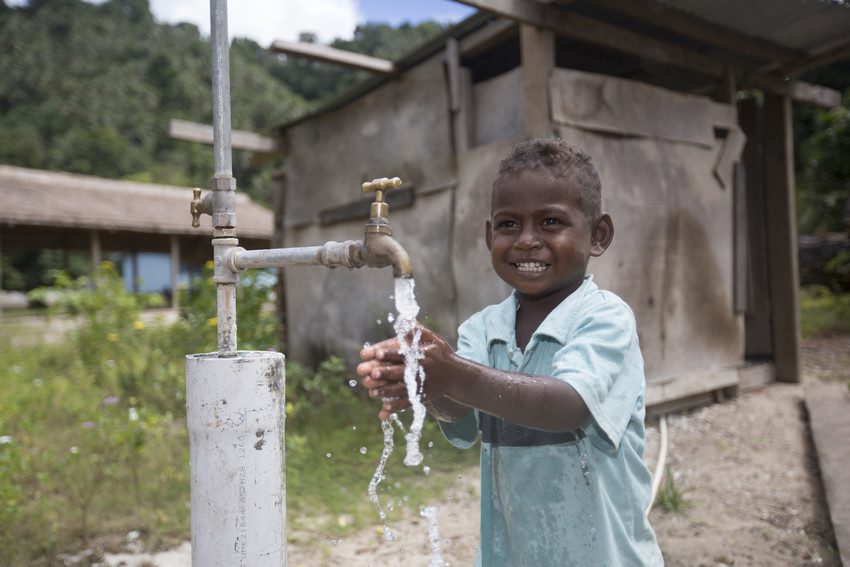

{"left": 0, "top": 265, "right": 478, "bottom": 564}
{"left": 656, "top": 467, "right": 694, "bottom": 514}
{"left": 800, "top": 286, "right": 850, "bottom": 338}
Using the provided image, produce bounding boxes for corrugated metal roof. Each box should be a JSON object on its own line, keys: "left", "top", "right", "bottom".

{"left": 0, "top": 166, "right": 273, "bottom": 239}
{"left": 657, "top": 0, "right": 850, "bottom": 55}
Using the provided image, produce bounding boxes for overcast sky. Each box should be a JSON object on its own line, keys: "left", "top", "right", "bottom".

{"left": 7, "top": 0, "right": 475, "bottom": 45}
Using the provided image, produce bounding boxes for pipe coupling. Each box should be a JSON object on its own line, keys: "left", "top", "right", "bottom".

{"left": 211, "top": 175, "right": 237, "bottom": 229}
{"left": 212, "top": 238, "right": 240, "bottom": 284}
{"left": 321, "top": 240, "right": 365, "bottom": 270}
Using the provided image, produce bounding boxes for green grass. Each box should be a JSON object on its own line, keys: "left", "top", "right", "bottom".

{"left": 655, "top": 467, "right": 693, "bottom": 514}
{"left": 0, "top": 266, "right": 478, "bottom": 565}
{"left": 800, "top": 286, "right": 850, "bottom": 338}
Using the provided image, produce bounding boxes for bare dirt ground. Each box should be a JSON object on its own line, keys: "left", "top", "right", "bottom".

{"left": 101, "top": 335, "right": 848, "bottom": 567}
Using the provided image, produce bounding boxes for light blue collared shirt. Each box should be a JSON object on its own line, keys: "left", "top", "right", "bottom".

{"left": 439, "top": 275, "right": 663, "bottom": 566}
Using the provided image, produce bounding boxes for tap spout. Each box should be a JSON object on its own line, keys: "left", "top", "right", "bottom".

{"left": 358, "top": 231, "right": 414, "bottom": 279}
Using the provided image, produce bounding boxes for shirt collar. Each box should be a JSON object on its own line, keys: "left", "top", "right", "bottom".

{"left": 484, "top": 275, "right": 596, "bottom": 348}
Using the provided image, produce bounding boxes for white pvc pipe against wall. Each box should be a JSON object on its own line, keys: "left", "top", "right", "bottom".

{"left": 186, "top": 351, "right": 286, "bottom": 566}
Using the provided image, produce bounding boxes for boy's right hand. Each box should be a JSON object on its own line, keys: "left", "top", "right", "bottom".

{"left": 356, "top": 326, "right": 459, "bottom": 420}
{"left": 357, "top": 337, "right": 410, "bottom": 420}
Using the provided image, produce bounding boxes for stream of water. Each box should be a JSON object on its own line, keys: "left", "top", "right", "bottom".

{"left": 393, "top": 277, "right": 427, "bottom": 467}
{"left": 364, "top": 277, "right": 445, "bottom": 565}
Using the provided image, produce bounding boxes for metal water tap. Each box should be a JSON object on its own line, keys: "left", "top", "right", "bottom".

{"left": 358, "top": 177, "right": 414, "bottom": 278}
{"left": 190, "top": 188, "right": 214, "bottom": 228}
{"left": 194, "top": 176, "right": 414, "bottom": 280}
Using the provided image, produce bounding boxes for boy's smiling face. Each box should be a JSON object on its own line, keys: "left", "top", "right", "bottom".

{"left": 486, "top": 170, "right": 613, "bottom": 300}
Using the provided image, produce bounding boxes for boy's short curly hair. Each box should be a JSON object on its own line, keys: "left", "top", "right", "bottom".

{"left": 494, "top": 138, "right": 602, "bottom": 220}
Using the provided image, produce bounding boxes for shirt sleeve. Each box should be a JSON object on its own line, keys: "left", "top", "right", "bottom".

{"left": 550, "top": 296, "right": 643, "bottom": 452}
{"left": 437, "top": 316, "right": 486, "bottom": 449}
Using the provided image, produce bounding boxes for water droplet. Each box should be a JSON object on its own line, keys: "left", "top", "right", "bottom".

{"left": 359, "top": 446, "right": 368, "bottom": 454}
{"left": 363, "top": 341, "right": 371, "bottom": 348}
{"left": 326, "top": 452, "right": 332, "bottom": 458}
{"left": 457, "top": 474, "right": 463, "bottom": 479}
{"left": 428, "top": 441, "right": 434, "bottom": 448}
{"left": 352, "top": 425, "right": 357, "bottom": 430}
{"left": 387, "top": 313, "right": 395, "bottom": 323}
{"left": 376, "top": 319, "right": 382, "bottom": 324}
{"left": 348, "top": 379, "right": 357, "bottom": 387}
{"left": 423, "top": 466, "right": 431, "bottom": 476}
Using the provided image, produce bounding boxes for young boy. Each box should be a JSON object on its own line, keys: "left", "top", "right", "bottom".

{"left": 357, "top": 139, "right": 664, "bottom": 566}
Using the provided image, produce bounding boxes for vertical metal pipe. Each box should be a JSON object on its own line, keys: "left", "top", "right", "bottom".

{"left": 209, "top": 0, "right": 238, "bottom": 356}
{"left": 210, "top": 0, "right": 232, "bottom": 178}
{"left": 216, "top": 284, "right": 237, "bottom": 354}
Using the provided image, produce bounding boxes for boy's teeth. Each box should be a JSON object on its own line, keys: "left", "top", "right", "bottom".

{"left": 515, "top": 262, "right": 547, "bottom": 273}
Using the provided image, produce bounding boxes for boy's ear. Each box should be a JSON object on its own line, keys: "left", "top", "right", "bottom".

{"left": 590, "top": 212, "right": 614, "bottom": 257}
{"left": 485, "top": 219, "right": 493, "bottom": 251}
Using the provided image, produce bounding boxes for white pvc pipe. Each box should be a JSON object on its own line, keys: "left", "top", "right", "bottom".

{"left": 186, "top": 351, "right": 286, "bottom": 566}
{"left": 646, "top": 414, "right": 668, "bottom": 516}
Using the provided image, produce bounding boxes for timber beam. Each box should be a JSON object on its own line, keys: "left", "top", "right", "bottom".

{"left": 169, "top": 119, "right": 277, "bottom": 153}
{"left": 269, "top": 40, "right": 396, "bottom": 75}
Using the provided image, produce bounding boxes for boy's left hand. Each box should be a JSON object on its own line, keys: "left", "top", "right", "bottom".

{"left": 356, "top": 325, "right": 456, "bottom": 420}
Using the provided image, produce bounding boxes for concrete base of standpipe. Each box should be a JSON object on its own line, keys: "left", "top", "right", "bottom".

{"left": 186, "top": 351, "right": 286, "bottom": 566}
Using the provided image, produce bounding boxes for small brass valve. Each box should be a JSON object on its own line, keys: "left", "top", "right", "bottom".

{"left": 191, "top": 187, "right": 204, "bottom": 228}
{"left": 361, "top": 177, "right": 402, "bottom": 221}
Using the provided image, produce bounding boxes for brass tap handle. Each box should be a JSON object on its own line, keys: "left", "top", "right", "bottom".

{"left": 191, "top": 187, "right": 203, "bottom": 228}
{"left": 361, "top": 177, "right": 402, "bottom": 220}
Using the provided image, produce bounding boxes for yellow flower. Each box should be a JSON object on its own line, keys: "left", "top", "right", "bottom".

{"left": 107, "top": 333, "right": 119, "bottom": 342}
{"left": 207, "top": 317, "right": 218, "bottom": 327}
{"left": 133, "top": 320, "right": 145, "bottom": 330}
{"left": 205, "top": 260, "right": 215, "bottom": 270}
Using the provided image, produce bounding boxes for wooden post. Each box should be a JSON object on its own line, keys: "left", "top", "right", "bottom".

{"left": 272, "top": 169, "right": 288, "bottom": 350}
{"left": 762, "top": 94, "right": 801, "bottom": 382}
{"left": 739, "top": 98, "right": 773, "bottom": 359}
{"left": 446, "top": 38, "right": 472, "bottom": 154}
{"left": 0, "top": 231, "right": 3, "bottom": 318}
{"left": 90, "top": 230, "right": 102, "bottom": 272}
{"left": 519, "top": 23, "right": 555, "bottom": 138}
{"left": 170, "top": 235, "right": 180, "bottom": 309}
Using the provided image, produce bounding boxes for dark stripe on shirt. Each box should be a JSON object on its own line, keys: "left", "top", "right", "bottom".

{"left": 478, "top": 412, "right": 585, "bottom": 447}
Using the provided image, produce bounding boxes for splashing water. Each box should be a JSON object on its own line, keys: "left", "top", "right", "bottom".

{"left": 389, "top": 413, "right": 406, "bottom": 433}
{"left": 368, "top": 419, "right": 397, "bottom": 542}
{"left": 366, "top": 277, "right": 439, "bottom": 549}
{"left": 420, "top": 506, "right": 446, "bottom": 567}
{"left": 393, "top": 277, "right": 427, "bottom": 466}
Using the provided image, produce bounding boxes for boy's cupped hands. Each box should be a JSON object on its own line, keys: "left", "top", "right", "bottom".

{"left": 357, "top": 324, "right": 458, "bottom": 420}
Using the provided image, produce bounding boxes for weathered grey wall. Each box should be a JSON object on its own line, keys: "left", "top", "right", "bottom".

{"left": 472, "top": 67, "right": 524, "bottom": 147}
{"left": 279, "top": 61, "right": 746, "bottom": 387}
{"left": 281, "top": 54, "right": 458, "bottom": 365}
{"left": 452, "top": 139, "right": 516, "bottom": 318}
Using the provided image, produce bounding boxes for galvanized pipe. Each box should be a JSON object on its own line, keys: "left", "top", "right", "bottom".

{"left": 230, "top": 240, "right": 366, "bottom": 271}
{"left": 209, "top": 0, "right": 238, "bottom": 357}
{"left": 210, "top": 0, "right": 232, "bottom": 178}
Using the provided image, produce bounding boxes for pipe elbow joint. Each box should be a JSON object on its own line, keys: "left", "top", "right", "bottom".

{"left": 361, "top": 232, "right": 414, "bottom": 279}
